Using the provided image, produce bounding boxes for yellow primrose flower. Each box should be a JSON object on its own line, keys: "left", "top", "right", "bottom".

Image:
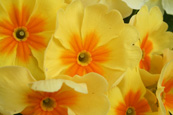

{"left": 123, "top": 0, "right": 173, "bottom": 15}
{"left": 66, "top": 0, "right": 132, "bottom": 18}
{"left": 45, "top": 1, "right": 141, "bottom": 86}
{"left": 156, "top": 60, "right": 173, "bottom": 114}
{"left": 108, "top": 69, "right": 157, "bottom": 115}
{"left": 130, "top": 6, "right": 173, "bottom": 72}
{"left": 0, "top": 66, "right": 109, "bottom": 115}
{"left": 0, "top": 0, "right": 66, "bottom": 80}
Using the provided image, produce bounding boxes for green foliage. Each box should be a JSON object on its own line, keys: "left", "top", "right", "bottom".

{"left": 164, "top": 12, "right": 173, "bottom": 32}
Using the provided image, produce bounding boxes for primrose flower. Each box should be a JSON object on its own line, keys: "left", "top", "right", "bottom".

{"left": 45, "top": 1, "right": 141, "bottom": 86}
{"left": 156, "top": 60, "right": 173, "bottom": 114}
{"left": 108, "top": 69, "right": 156, "bottom": 115}
{"left": 123, "top": 0, "right": 173, "bottom": 15}
{"left": 130, "top": 6, "right": 173, "bottom": 72}
{"left": 0, "top": 66, "right": 109, "bottom": 115}
{"left": 0, "top": 0, "right": 66, "bottom": 80}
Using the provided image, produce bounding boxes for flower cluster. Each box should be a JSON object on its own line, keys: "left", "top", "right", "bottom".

{"left": 0, "top": 0, "right": 172, "bottom": 115}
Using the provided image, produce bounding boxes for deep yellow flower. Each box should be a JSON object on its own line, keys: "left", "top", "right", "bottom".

{"left": 0, "top": 66, "right": 109, "bottom": 115}
{"left": 130, "top": 6, "right": 173, "bottom": 72}
{"left": 108, "top": 69, "right": 157, "bottom": 115}
{"left": 156, "top": 60, "right": 173, "bottom": 114}
{"left": 44, "top": 1, "right": 141, "bottom": 87}
{"left": 0, "top": 0, "right": 65, "bottom": 80}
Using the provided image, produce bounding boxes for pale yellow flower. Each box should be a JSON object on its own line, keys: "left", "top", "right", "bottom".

{"left": 130, "top": 6, "right": 173, "bottom": 71}
{"left": 108, "top": 68, "right": 158, "bottom": 115}
{"left": 44, "top": 0, "right": 141, "bottom": 87}
{"left": 0, "top": 0, "right": 66, "bottom": 80}
{"left": 0, "top": 66, "right": 109, "bottom": 115}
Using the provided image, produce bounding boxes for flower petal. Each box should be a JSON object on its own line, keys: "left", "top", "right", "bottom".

{"left": 31, "top": 79, "right": 88, "bottom": 94}
{"left": 0, "top": 66, "right": 35, "bottom": 114}
{"left": 101, "top": 25, "right": 142, "bottom": 69}
{"left": 54, "top": 0, "right": 83, "bottom": 49}
{"left": 162, "top": 0, "right": 173, "bottom": 15}
{"left": 118, "top": 68, "right": 146, "bottom": 97}
{"left": 102, "top": 0, "right": 132, "bottom": 18}
{"left": 139, "top": 69, "right": 159, "bottom": 87}
{"left": 15, "top": 55, "right": 45, "bottom": 80}
{"left": 44, "top": 37, "right": 68, "bottom": 79}
{"left": 81, "top": 3, "right": 124, "bottom": 46}
{"left": 107, "top": 86, "right": 124, "bottom": 115}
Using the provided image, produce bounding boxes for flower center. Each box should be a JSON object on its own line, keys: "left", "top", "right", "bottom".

{"left": 77, "top": 51, "right": 92, "bottom": 66}
{"left": 13, "top": 28, "right": 28, "bottom": 41}
{"left": 16, "top": 29, "right": 25, "bottom": 39}
{"left": 126, "top": 107, "right": 135, "bottom": 115}
{"left": 41, "top": 97, "right": 56, "bottom": 111}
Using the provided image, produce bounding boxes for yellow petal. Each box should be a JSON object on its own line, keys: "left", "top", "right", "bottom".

{"left": 32, "top": 0, "right": 66, "bottom": 30}
{"left": 0, "top": 106, "right": 12, "bottom": 115}
{"left": 163, "top": 48, "right": 173, "bottom": 65}
{"left": 54, "top": 72, "right": 108, "bottom": 94}
{"left": 15, "top": 56, "right": 45, "bottom": 80}
{"left": 101, "top": 66, "right": 125, "bottom": 88}
{"left": 107, "top": 86, "right": 124, "bottom": 115}
{"left": 157, "top": 61, "right": 173, "bottom": 114}
{"left": 0, "top": 48, "right": 16, "bottom": 66}
{"left": 0, "top": 66, "right": 35, "bottom": 114}
{"left": 102, "top": 0, "right": 132, "bottom": 18}
{"left": 53, "top": 72, "right": 110, "bottom": 115}
{"left": 54, "top": 0, "right": 84, "bottom": 49}
{"left": 44, "top": 37, "right": 68, "bottom": 79}
{"left": 101, "top": 25, "right": 142, "bottom": 70}
{"left": 71, "top": 92, "right": 110, "bottom": 115}
{"left": 31, "top": 79, "right": 88, "bottom": 94}
{"left": 118, "top": 68, "right": 146, "bottom": 96}
{"left": 140, "top": 69, "right": 159, "bottom": 87}
{"left": 150, "top": 54, "right": 163, "bottom": 74}
{"left": 66, "top": 73, "right": 110, "bottom": 115}
{"left": 82, "top": 4, "right": 124, "bottom": 46}
{"left": 156, "top": 87, "right": 166, "bottom": 114}
{"left": 144, "top": 89, "right": 158, "bottom": 112}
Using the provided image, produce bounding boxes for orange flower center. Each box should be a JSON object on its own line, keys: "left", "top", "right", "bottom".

{"left": 116, "top": 90, "right": 151, "bottom": 115}
{"left": 139, "top": 34, "right": 153, "bottom": 71}
{"left": 21, "top": 89, "right": 78, "bottom": 115}
{"left": 126, "top": 107, "right": 136, "bottom": 115}
{"left": 13, "top": 27, "right": 29, "bottom": 41}
{"left": 77, "top": 51, "right": 92, "bottom": 66}
{"left": 41, "top": 97, "right": 56, "bottom": 111}
{"left": 61, "top": 33, "right": 110, "bottom": 76}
